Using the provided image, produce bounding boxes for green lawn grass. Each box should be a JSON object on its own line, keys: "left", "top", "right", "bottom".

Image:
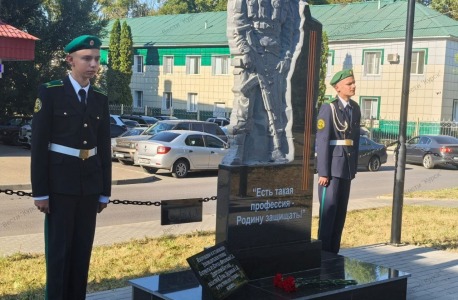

{"left": 1, "top": 205, "right": 457, "bottom": 299}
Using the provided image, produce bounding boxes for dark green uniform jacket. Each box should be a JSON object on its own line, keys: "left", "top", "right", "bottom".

{"left": 31, "top": 75, "right": 112, "bottom": 197}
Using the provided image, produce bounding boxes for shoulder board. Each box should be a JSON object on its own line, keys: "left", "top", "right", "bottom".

{"left": 93, "top": 86, "right": 107, "bottom": 96}
{"left": 324, "top": 98, "right": 337, "bottom": 104}
{"left": 44, "top": 80, "right": 63, "bottom": 88}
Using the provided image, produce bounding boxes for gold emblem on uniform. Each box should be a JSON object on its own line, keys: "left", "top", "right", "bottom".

{"left": 350, "top": 71, "right": 353, "bottom": 75}
{"left": 317, "top": 119, "right": 325, "bottom": 130}
{"left": 90, "top": 40, "right": 94, "bottom": 46}
{"left": 34, "top": 98, "right": 42, "bottom": 113}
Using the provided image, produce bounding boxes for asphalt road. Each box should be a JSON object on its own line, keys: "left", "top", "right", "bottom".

{"left": 1, "top": 153, "right": 456, "bottom": 238}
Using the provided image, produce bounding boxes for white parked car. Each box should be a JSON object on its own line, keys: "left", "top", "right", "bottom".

{"left": 137, "top": 130, "right": 228, "bottom": 178}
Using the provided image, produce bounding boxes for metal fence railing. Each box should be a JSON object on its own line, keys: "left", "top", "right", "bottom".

{"left": 109, "top": 105, "right": 231, "bottom": 121}
{"left": 361, "top": 118, "right": 458, "bottom": 145}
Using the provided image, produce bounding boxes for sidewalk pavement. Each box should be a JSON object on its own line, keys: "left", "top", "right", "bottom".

{"left": 0, "top": 149, "right": 154, "bottom": 190}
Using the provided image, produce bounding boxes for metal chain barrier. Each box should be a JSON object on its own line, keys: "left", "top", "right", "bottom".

{"left": 0, "top": 190, "right": 217, "bottom": 206}
{"left": 0, "top": 189, "right": 33, "bottom": 197}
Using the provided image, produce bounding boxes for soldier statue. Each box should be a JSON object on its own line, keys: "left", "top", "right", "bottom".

{"left": 223, "top": 0, "right": 296, "bottom": 165}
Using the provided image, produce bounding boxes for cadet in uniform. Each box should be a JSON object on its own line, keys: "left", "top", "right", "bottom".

{"left": 316, "top": 69, "right": 360, "bottom": 254}
{"left": 32, "top": 35, "right": 111, "bottom": 299}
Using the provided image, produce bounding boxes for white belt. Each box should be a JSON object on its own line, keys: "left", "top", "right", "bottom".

{"left": 49, "top": 143, "right": 97, "bottom": 160}
{"left": 330, "top": 139, "right": 354, "bottom": 146}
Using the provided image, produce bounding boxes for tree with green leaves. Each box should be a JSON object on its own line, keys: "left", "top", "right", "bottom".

{"left": 157, "top": 0, "right": 228, "bottom": 15}
{"left": 106, "top": 19, "right": 124, "bottom": 103}
{"left": 431, "top": 0, "right": 458, "bottom": 21}
{"left": 317, "top": 31, "right": 329, "bottom": 111}
{"left": 0, "top": 0, "right": 107, "bottom": 117}
{"left": 119, "top": 21, "right": 133, "bottom": 105}
{"left": 98, "top": 0, "right": 159, "bottom": 19}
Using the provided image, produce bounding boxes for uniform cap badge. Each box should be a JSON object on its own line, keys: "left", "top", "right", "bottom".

{"left": 317, "top": 119, "right": 325, "bottom": 130}
{"left": 90, "top": 40, "right": 94, "bottom": 46}
{"left": 34, "top": 98, "right": 42, "bottom": 113}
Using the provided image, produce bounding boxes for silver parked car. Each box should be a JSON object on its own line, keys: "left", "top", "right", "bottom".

{"left": 137, "top": 130, "right": 228, "bottom": 178}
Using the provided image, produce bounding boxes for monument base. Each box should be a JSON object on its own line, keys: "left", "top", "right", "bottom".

{"left": 216, "top": 163, "right": 319, "bottom": 279}
{"left": 129, "top": 251, "right": 410, "bottom": 300}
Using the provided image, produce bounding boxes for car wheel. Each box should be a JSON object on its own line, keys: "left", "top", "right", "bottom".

{"left": 172, "top": 159, "right": 189, "bottom": 178}
{"left": 11, "top": 133, "right": 22, "bottom": 146}
{"left": 142, "top": 166, "right": 158, "bottom": 174}
{"left": 118, "top": 159, "right": 134, "bottom": 165}
{"left": 368, "top": 156, "right": 381, "bottom": 172}
{"left": 422, "top": 154, "right": 435, "bottom": 169}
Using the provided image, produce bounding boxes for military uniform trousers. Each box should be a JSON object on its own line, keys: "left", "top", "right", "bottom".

{"left": 45, "top": 193, "right": 99, "bottom": 300}
{"left": 317, "top": 177, "right": 351, "bottom": 254}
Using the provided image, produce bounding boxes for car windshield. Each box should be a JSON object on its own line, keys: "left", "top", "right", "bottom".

{"left": 150, "top": 132, "right": 180, "bottom": 142}
{"left": 121, "top": 129, "right": 144, "bottom": 137}
{"left": 145, "top": 118, "right": 158, "bottom": 124}
{"left": 3, "top": 118, "right": 23, "bottom": 126}
{"left": 432, "top": 136, "right": 458, "bottom": 144}
{"left": 144, "top": 123, "right": 175, "bottom": 135}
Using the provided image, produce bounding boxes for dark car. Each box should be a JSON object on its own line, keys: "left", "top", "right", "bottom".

{"left": 0, "top": 116, "right": 33, "bottom": 146}
{"left": 358, "top": 136, "right": 388, "bottom": 171}
{"left": 206, "top": 117, "right": 230, "bottom": 127}
{"left": 122, "top": 119, "right": 141, "bottom": 129}
{"left": 145, "top": 120, "right": 228, "bottom": 143}
{"left": 153, "top": 116, "right": 178, "bottom": 121}
{"left": 110, "top": 124, "right": 128, "bottom": 138}
{"left": 121, "top": 115, "right": 159, "bottom": 127}
{"left": 395, "top": 135, "right": 458, "bottom": 169}
{"left": 314, "top": 136, "right": 388, "bottom": 173}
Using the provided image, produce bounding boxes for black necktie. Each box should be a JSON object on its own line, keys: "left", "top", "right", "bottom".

{"left": 345, "top": 105, "right": 352, "bottom": 125}
{"left": 78, "top": 89, "right": 87, "bottom": 111}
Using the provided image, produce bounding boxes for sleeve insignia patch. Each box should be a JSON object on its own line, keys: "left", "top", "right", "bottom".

{"left": 317, "top": 119, "right": 325, "bottom": 130}
{"left": 34, "top": 98, "right": 42, "bottom": 113}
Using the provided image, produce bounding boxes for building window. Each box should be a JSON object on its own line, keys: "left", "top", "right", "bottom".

{"left": 453, "top": 99, "right": 458, "bottom": 122}
{"left": 363, "top": 51, "right": 383, "bottom": 76}
{"left": 186, "top": 56, "right": 201, "bottom": 75}
{"left": 162, "top": 92, "right": 172, "bottom": 110}
{"left": 411, "top": 50, "right": 426, "bottom": 75}
{"left": 326, "top": 51, "right": 334, "bottom": 77}
{"left": 212, "top": 55, "right": 231, "bottom": 75}
{"left": 187, "top": 93, "right": 198, "bottom": 112}
{"left": 134, "top": 91, "right": 143, "bottom": 108}
{"left": 163, "top": 56, "right": 174, "bottom": 74}
{"left": 361, "top": 97, "right": 379, "bottom": 120}
{"left": 134, "top": 55, "right": 144, "bottom": 73}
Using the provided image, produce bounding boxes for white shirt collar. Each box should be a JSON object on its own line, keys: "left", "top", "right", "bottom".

{"left": 69, "top": 73, "right": 90, "bottom": 101}
{"left": 337, "top": 95, "right": 352, "bottom": 109}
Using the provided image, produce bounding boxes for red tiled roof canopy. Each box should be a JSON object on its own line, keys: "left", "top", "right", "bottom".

{"left": 0, "top": 21, "right": 40, "bottom": 61}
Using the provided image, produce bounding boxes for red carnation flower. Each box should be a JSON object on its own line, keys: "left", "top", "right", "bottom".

{"left": 273, "top": 274, "right": 283, "bottom": 288}
{"left": 282, "top": 276, "right": 298, "bottom": 292}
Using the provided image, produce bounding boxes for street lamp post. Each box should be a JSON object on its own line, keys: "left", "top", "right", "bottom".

{"left": 391, "top": 0, "right": 416, "bottom": 245}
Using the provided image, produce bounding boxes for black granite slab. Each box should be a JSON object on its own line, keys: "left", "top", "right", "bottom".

{"left": 129, "top": 252, "right": 411, "bottom": 300}
{"left": 161, "top": 198, "right": 203, "bottom": 225}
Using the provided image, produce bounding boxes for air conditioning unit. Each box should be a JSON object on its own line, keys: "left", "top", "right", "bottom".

{"left": 387, "top": 54, "right": 399, "bottom": 63}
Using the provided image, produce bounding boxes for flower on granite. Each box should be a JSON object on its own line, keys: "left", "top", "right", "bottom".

{"left": 273, "top": 273, "right": 284, "bottom": 288}
{"left": 282, "top": 276, "right": 298, "bottom": 292}
{"left": 273, "top": 274, "right": 298, "bottom": 292}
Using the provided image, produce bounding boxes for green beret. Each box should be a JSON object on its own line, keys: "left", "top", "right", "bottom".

{"left": 64, "top": 35, "right": 102, "bottom": 53}
{"left": 330, "top": 69, "right": 354, "bottom": 86}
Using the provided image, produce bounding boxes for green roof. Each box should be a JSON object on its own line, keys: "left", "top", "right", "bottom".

{"left": 101, "top": 0, "right": 458, "bottom": 47}
{"left": 101, "top": 12, "right": 228, "bottom": 47}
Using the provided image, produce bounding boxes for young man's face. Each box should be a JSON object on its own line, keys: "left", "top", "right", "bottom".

{"left": 66, "top": 49, "right": 101, "bottom": 80}
{"left": 334, "top": 76, "right": 356, "bottom": 99}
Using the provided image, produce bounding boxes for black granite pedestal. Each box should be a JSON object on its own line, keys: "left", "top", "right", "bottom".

{"left": 215, "top": 164, "right": 322, "bottom": 279}
{"left": 129, "top": 251, "right": 411, "bottom": 300}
